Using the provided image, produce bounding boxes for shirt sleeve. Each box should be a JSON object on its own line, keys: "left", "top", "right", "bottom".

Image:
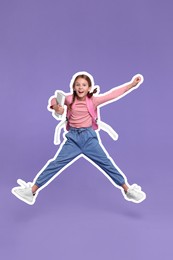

{"left": 93, "top": 84, "right": 129, "bottom": 107}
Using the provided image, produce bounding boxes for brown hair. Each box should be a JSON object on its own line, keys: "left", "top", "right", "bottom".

{"left": 69, "top": 74, "right": 97, "bottom": 110}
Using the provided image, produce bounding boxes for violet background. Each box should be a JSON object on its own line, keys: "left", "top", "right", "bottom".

{"left": 0, "top": 0, "right": 172, "bottom": 259}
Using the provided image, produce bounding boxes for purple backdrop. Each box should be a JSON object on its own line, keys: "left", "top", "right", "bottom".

{"left": 1, "top": 0, "right": 172, "bottom": 259}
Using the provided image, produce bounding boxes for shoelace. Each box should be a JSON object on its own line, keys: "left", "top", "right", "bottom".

{"left": 127, "top": 184, "right": 142, "bottom": 195}
{"left": 131, "top": 184, "right": 141, "bottom": 191}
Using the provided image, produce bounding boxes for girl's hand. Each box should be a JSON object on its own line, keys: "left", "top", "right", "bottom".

{"left": 52, "top": 104, "right": 64, "bottom": 115}
{"left": 126, "top": 75, "right": 143, "bottom": 91}
{"left": 132, "top": 76, "right": 142, "bottom": 87}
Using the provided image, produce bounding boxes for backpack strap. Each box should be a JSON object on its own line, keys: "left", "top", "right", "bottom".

{"left": 54, "top": 119, "right": 66, "bottom": 145}
{"left": 97, "top": 120, "right": 119, "bottom": 140}
{"left": 66, "top": 95, "right": 73, "bottom": 131}
{"left": 86, "top": 96, "right": 118, "bottom": 139}
{"left": 86, "top": 96, "right": 98, "bottom": 130}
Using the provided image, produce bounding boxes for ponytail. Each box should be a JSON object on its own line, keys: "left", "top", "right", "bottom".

{"left": 69, "top": 90, "right": 76, "bottom": 110}
{"left": 87, "top": 88, "right": 98, "bottom": 98}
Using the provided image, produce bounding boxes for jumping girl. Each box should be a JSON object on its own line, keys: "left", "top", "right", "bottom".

{"left": 12, "top": 71, "right": 146, "bottom": 205}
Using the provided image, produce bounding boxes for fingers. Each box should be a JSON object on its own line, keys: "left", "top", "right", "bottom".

{"left": 54, "top": 104, "right": 64, "bottom": 115}
{"left": 53, "top": 104, "right": 62, "bottom": 110}
{"left": 136, "top": 76, "right": 141, "bottom": 82}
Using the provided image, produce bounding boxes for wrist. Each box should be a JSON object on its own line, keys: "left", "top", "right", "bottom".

{"left": 127, "top": 83, "right": 134, "bottom": 90}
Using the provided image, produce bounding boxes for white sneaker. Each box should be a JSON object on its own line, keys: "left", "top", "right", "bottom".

{"left": 11, "top": 179, "right": 36, "bottom": 205}
{"left": 124, "top": 184, "right": 146, "bottom": 203}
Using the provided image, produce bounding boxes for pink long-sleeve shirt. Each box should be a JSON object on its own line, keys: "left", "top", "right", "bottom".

{"left": 51, "top": 84, "right": 129, "bottom": 128}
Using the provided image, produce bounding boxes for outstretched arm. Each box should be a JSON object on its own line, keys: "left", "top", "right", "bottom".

{"left": 93, "top": 74, "right": 143, "bottom": 107}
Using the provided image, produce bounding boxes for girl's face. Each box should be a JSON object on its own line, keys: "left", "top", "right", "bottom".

{"left": 73, "top": 77, "right": 91, "bottom": 101}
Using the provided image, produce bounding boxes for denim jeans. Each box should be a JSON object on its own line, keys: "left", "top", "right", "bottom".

{"left": 35, "top": 127, "right": 125, "bottom": 188}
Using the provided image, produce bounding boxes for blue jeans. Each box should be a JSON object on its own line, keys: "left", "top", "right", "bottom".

{"left": 35, "top": 127, "right": 125, "bottom": 188}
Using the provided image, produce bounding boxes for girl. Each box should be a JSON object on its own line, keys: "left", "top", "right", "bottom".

{"left": 12, "top": 72, "right": 146, "bottom": 205}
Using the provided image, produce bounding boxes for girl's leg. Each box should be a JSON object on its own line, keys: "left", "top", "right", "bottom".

{"left": 33, "top": 135, "right": 82, "bottom": 190}
{"left": 83, "top": 130, "right": 127, "bottom": 189}
{"left": 12, "top": 132, "right": 82, "bottom": 204}
{"left": 82, "top": 129, "right": 146, "bottom": 203}
{"left": 32, "top": 184, "right": 39, "bottom": 193}
{"left": 121, "top": 183, "right": 129, "bottom": 192}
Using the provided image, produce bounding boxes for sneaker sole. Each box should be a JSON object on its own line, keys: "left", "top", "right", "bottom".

{"left": 11, "top": 188, "right": 35, "bottom": 205}
{"left": 125, "top": 193, "right": 146, "bottom": 203}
